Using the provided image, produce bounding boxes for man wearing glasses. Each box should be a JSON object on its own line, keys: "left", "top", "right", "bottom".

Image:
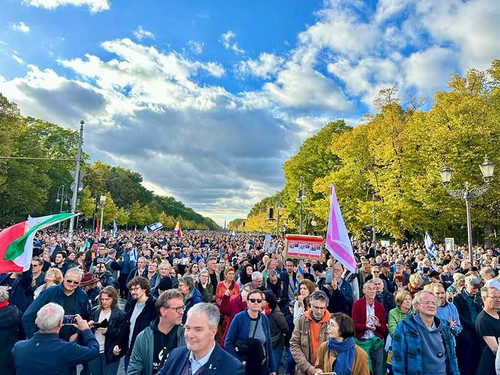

{"left": 392, "top": 290, "right": 459, "bottom": 375}
{"left": 128, "top": 289, "right": 186, "bottom": 375}
{"left": 22, "top": 267, "right": 89, "bottom": 340}
{"left": 290, "top": 290, "right": 331, "bottom": 375}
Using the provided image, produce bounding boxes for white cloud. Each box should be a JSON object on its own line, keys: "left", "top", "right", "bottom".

{"left": 187, "top": 40, "right": 204, "bottom": 55}
{"left": 237, "top": 53, "right": 285, "bottom": 79}
{"left": 133, "top": 26, "right": 155, "bottom": 41}
{"left": 22, "top": 0, "right": 110, "bottom": 12}
{"left": 264, "top": 63, "right": 352, "bottom": 111}
{"left": 219, "top": 30, "right": 245, "bottom": 55}
{"left": 13, "top": 22, "right": 30, "bottom": 33}
{"left": 12, "top": 54, "right": 24, "bottom": 64}
{"left": 404, "top": 46, "right": 458, "bottom": 93}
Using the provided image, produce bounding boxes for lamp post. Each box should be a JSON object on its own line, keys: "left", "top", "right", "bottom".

{"left": 67, "top": 120, "right": 84, "bottom": 243}
{"left": 276, "top": 195, "right": 281, "bottom": 237}
{"left": 296, "top": 176, "right": 307, "bottom": 235}
{"left": 440, "top": 155, "right": 494, "bottom": 263}
{"left": 55, "top": 185, "right": 69, "bottom": 232}
{"left": 99, "top": 194, "right": 106, "bottom": 241}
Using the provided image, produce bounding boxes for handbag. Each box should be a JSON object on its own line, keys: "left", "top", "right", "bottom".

{"left": 234, "top": 315, "right": 261, "bottom": 357}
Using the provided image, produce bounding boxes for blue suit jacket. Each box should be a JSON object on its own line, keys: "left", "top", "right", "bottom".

{"left": 11, "top": 329, "right": 99, "bottom": 375}
{"left": 157, "top": 344, "right": 245, "bottom": 375}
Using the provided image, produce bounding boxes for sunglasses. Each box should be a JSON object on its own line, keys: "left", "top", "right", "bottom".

{"left": 249, "top": 298, "right": 263, "bottom": 303}
{"left": 65, "top": 280, "right": 80, "bottom": 285}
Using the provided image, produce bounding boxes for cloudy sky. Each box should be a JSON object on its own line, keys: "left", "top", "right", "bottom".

{"left": 1, "top": 0, "right": 500, "bottom": 225}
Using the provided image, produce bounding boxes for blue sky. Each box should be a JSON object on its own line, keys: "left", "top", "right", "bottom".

{"left": 1, "top": 0, "right": 500, "bottom": 225}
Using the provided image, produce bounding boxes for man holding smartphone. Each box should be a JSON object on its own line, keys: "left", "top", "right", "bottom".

{"left": 12, "top": 302, "right": 99, "bottom": 375}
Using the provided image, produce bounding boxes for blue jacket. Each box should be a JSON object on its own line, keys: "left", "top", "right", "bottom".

{"left": 22, "top": 283, "right": 90, "bottom": 338}
{"left": 11, "top": 329, "right": 99, "bottom": 375}
{"left": 9, "top": 269, "right": 33, "bottom": 313}
{"left": 183, "top": 289, "right": 202, "bottom": 324}
{"left": 224, "top": 310, "right": 276, "bottom": 373}
{"left": 157, "top": 344, "right": 245, "bottom": 375}
{"left": 392, "top": 313, "right": 459, "bottom": 375}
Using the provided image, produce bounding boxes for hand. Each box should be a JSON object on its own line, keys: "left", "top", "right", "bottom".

{"left": 242, "top": 361, "right": 246, "bottom": 367}
{"left": 269, "top": 372, "right": 276, "bottom": 375}
{"left": 88, "top": 320, "right": 94, "bottom": 328}
{"left": 73, "top": 314, "right": 90, "bottom": 331}
{"left": 371, "top": 316, "right": 380, "bottom": 327}
{"left": 366, "top": 324, "right": 376, "bottom": 331}
{"left": 97, "top": 327, "right": 108, "bottom": 334}
{"left": 69, "top": 333, "right": 79, "bottom": 342}
{"left": 113, "top": 345, "right": 121, "bottom": 355}
{"left": 224, "top": 289, "right": 231, "bottom": 296}
{"left": 448, "top": 318, "right": 456, "bottom": 330}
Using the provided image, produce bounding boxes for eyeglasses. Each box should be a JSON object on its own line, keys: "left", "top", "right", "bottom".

{"left": 418, "top": 301, "right": 438, "bottom": 306}
{"left": 248, "top": 298, "right": 263, "bottom": 303}
{"left": 165, "top": 306, "right": 185, "bottom": 313}
{"left": 65, "top": 280, "right": 80, "bottom": 285}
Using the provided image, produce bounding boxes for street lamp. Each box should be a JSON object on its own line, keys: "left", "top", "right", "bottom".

{"left": 99, "top": 194, "right": 106, "bottom": 240}
{"left": 55, "top": 185, "right": 69, "bottom": 231}
{"left": 296, "top": 176, "right": 307, "bottom": 234}
{"left": 440, "top": 155, "right": 494, "bottom": 263}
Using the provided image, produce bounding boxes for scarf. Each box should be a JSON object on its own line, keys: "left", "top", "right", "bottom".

{"left": 0, "top": 300, "right": 9, "bottom": 308}
{"left": 327, "top": 336, "right": 355, "bottom": 375}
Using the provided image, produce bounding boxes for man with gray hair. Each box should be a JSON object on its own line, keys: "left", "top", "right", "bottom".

{"left": 251, "top": 271, "right": 265, "bottom": 291}
{"left": 158, "top": 302, "right": 244, "bottom": 375}
{"left": 475, "top": 282, "right": 500, "bottom": 374}
{"left": 22, "top": 267, "right": 89, "bottom": 340}
{"left": 12, "top": 302, "right": 98, "bottom": 375}
{"left": 392, "top": 290, "right": 459, "bottom": 375}
{"left": 290, "top": 290, "right": 331, "bottom": 375}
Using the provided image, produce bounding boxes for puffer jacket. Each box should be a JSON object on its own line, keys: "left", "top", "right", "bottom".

{"left": 392, "top": 313, "right": 460, "bottom": 375}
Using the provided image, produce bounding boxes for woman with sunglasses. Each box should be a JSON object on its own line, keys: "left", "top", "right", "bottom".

{"left": 88, "top": 286, "right": 126, "bottom": 375}
{"left": 224, "top": 289, "right": 277, "bottom": 375}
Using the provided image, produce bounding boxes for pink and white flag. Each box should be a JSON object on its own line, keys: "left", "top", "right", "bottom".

{"left": 325, "top": 184, "right": 357, "bottom": 273}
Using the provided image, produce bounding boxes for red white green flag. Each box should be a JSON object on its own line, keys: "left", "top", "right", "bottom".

{"left": 0, "top": 213, "right": 77, "bottom": 273}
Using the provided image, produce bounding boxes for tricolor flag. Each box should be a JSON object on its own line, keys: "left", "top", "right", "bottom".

{"left": 325, "top": 184, "right": 357, "bottom": 273}
{"left": 0, "top": 213, "right": 78, "bottom": 273}
{"left": 424, "top": 232, "right": 435, "bottom": 258}
{"left": 175, "top": 221, "right": 183, "bottom": 238}
{"left": 95, "top": 218, "right": 100, "bottom": 236}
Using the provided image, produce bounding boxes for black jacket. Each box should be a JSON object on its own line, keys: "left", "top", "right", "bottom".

{"left": 90, "top": 306, "right": 126, "bottom": 363}
{"left": 123, "top": 295, "right": 158, "bottom": 354}
{"left": 452, "top": 289, "right": 483, "bottom": 339}
{"left": 0, "top": 304, "right": 23, "bottom": 375}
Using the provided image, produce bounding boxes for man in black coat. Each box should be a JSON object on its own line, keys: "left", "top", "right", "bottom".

{"left": 158, "top": 303, "right": 244, "bottom": 375}
{"left": 453, "top": 275, "right": 483, "bottom": 375}
{"left": 279, "top": 259, "right": 297, "bottom": 314}
{"left": 123, "top": 276, "right": 158, "bottom": 370}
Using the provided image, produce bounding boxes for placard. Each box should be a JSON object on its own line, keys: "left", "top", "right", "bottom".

{"left": 445, "top": 238, "right": 454, "bottom": 252}
{"left": 285, "top": 234, "right": 324, "bottom": 260}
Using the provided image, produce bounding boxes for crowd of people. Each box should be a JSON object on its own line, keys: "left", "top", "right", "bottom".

{"left": 1, "top": 228, "right": 500, "bottom": 375}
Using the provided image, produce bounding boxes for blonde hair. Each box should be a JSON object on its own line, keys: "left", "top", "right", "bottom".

{"left": 394, "top": 290, "right": 412, "bottom": 307}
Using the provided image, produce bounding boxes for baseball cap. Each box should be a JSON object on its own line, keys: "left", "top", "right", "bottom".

{"left": 396, "top": 260, "right": 405, "bottom": 266}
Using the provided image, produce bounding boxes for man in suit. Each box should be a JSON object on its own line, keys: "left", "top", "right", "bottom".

{"left": 12, "top": 302, "right": 98, "bottom": 375}
{"left": 158, "top": 302, "right": 244, "bottom": 375}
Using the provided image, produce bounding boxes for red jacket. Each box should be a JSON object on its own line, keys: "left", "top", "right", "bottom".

{"left": 351, "top": 296, "right": 387, "bottom": 340}
{"left": 219, "top": 294, "right": 247, "bottom": 347}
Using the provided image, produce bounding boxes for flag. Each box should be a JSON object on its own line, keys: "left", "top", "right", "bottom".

{"left": 175, "top": 221, "right": 183, "bottom": 238}
{"left": 424, "top": 232, "right": 435, "bottom": 258}
{"left": 112, "top": 220, "right": 117, "bottom": 237}
{"left": 95, "top": 219, "right": 100, "bottom": 236}
{"left": 325, "top": 184, "right": 357, "bottom": 273}
{"left": 143, "top": 226, "right": 149, "bottom": 233}
{"left": 147, "top": 222, "right": 163, "bottom": 232}
{"left": 0, "top": 213, "right": 78, "bottom": 273}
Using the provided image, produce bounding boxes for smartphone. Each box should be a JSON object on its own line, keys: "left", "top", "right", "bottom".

{"left": 62, "top": 315, "right": 76, "bottom": 325}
